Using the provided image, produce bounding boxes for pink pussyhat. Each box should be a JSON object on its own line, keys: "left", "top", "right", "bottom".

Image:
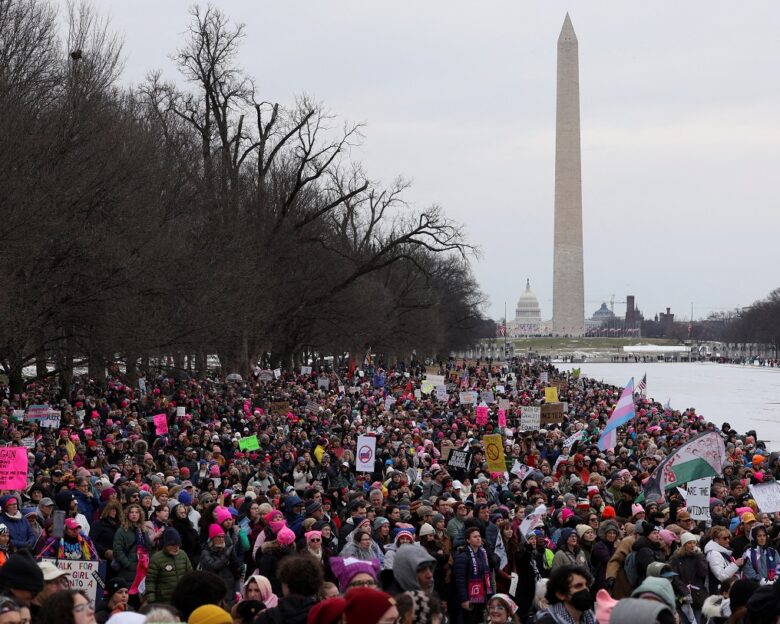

{"left": 594, "top": 589, "right": 618, "bottom": 624}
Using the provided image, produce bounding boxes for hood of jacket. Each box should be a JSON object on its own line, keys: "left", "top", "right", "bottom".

{"left": 704, "top": 539, "right": 732, "bottom": 556}
{"left": 392, "top": 544, "right": 436, "bottom": 591}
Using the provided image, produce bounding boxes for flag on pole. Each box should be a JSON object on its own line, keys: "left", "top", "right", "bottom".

{"left": 640, "top": 432, "right": 726, "bottom": 502}
{"left": 597, "top": 378, "right": 636, "bottom": 451}
{"left": 460, "top": 367, "right": 469, "bottom": 389}
{"left": 363, "top": 348, "right": 372, "bottom": 369}
{"left": 637, "top": 373, "right": 647, "bottom": 395}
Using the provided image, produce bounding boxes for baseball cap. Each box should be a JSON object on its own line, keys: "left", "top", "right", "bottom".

{"left": 38, "top": 561, "right": 69, "bottom": 582}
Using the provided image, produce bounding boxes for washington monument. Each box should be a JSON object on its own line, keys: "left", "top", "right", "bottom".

{"left": 552, "top": 13, "right": 585, "bottom": 336}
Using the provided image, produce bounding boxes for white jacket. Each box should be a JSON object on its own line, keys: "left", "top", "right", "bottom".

{"left": 703, "top": 539, "right": 740, "bottom": 582}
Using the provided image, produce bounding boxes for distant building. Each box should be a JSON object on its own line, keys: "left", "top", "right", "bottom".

{"left": 658, "top": 307, "right": 675, "bottom": 334}
{"left": 507, "top": 279, "right": 545, "bottom": 337}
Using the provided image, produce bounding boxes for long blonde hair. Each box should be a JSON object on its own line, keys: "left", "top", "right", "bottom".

{"left": 121, "top": 504, "right": 145, "bottom": 530}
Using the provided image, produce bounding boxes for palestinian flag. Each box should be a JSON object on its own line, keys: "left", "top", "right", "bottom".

{"left": 641, "top": 431, "right": 726, "bottom": 502}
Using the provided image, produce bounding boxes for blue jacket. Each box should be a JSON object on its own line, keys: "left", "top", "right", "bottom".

{"left": 72, "top": 490, "right": 97, "bottom": 524}
{"left": 0, "top": 513, "right": 36, "bottom": 549}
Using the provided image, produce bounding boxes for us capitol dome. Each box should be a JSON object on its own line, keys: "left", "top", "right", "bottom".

{"left": 507, "top": 279, "right": 544, "bottom": 336}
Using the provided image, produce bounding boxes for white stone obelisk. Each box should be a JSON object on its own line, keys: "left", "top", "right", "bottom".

{"left": 552, "top": 13, "right": 585, "bottom": 337}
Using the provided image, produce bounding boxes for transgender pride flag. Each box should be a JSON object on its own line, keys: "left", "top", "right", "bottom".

{"left": 598, "top": 378, "right": 636, "bottom": 451}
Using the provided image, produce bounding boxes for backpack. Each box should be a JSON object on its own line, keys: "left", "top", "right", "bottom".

{"left": 623, "top": 551, "right": 639, "bottom": 587}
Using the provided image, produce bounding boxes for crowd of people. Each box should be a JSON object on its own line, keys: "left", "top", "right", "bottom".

{"left": 0, "top": 357, "right": 777, "bottom": 624}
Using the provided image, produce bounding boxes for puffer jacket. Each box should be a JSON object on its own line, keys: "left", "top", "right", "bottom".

{"left": 703, "top": 539, "right": 740, "bottom": 584}
{"left": 112, "top": 526, "right": 152, "bottom": 583}
{"left": 144, "top": 549, "right": 192, "bottom": 604}
{"left": 632, "top": 535, "right": 665, "bottom": 583}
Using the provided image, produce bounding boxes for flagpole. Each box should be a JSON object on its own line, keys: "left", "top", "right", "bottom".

{"left": 504, "top": 301, "right": 508, "bottom": 362}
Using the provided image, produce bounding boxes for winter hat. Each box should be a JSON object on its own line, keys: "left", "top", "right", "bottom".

{"left": 490, "top": 593, "right": 518, "bottom": 614}
{"left": 557, "top": 527, "right": 575, "bottom": 548}
{"left": 0, "top": 550, "right": 44, "bottom": 594}
{"left": 594, "top": 588, "right": 618, "bottom": 624}
{"left": 208, "top": 524, "right": 225, "bottom": 540}
{"left": 601, "top": 505, "right": 616, "bottom": 519}
{"left": 631, "top": 503, "right": 645, "bottom": 516}
{"left": 631, "top": 577, "right": 676, "bottom": 611}
{"left": 330, "top": 556, "right": 382, "bottom": 593}
{"left": 277, "top": 526, "right": 296, "bottom": 546}
{"left": 106, "top": 614, "right": 147, "bottom": 624}
{"left": 307, "top": 597, "right": 347, "bottom": 624}
{"left": 233, "top": 600, "right": 264, "bottom": 622}
{"left": 560, "top": 508, "right": 575, "bottom": 523}
{"left": 178, "top": 491, "right": 192, "bottom": 506}
{"left": 214, "top": 506, "right": 232, "bottom": 524}
{"left": 188, "top": 604, "right": 232, "bottom": 624}
{"left": 373, "top": 517, "right": 390, "bottom": 530}
{"left": 100, "top": 487, "right": 117, "bottom": 502}
{"left": 64, "top": 517, "right": 81, "bottom": 530}
{"left": 646, "top": 562, "right": 677, "bottom": 578}
{"left": 342, "top": 587, "right": 395, "bottom": 624}
{"left": 105, "top": 577, "right": 129, "bottom": 601}
{"left": 658, "top": 529, "right": 678, "bottom": 547}
{"left": 575, "top": 524, "right": 592, "bottom": 539}
{"left": 680, "top": 532, "right": 698, "bottom": 547}
{"left": 305, "top": 530, "right": 322, "bottom": 544}
{"left": 610, "top": 598, "right": 672, "bottom": 624}
{"left": 264, "top": 510, "right": 286, "bottom": 534}
{"left": 419, "top": 523, "right": 435, "bottom": 537}
{"left": 162, "top": 528, "right": 182, "bottom": 547}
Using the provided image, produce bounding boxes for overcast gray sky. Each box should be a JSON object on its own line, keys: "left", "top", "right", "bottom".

{"left": 85, "top": 1, "right": 780, "bottom": 322}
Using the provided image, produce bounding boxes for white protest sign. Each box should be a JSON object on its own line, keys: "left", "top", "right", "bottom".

{"left": 685, "top": 477, "right": 712, "bottom": 521}
{"left": 427, "top": 374, "right": 445, "bottom": 386}
{"left": 459, "top": 391, "right": 478, "bottom": 405}
{"left": 384, "top": 396, "right": 396, "bottom": 411}
{"left": 519, "top": 511, "right": 545, "bottom": 540}
{"left": 176, "top": 406, "right": 186, "bottom": 418}
{"left": 563, "top": 429, "right": 585, "bottom": 449}
{"left": 300, "top": 366, "right": 312, "bottom": 375}
{"left": 273, "top": 368, "right": 282, "bottom": 379}
{"left": 511, "top": 461, "right": 530, "bottom": 480}
{"left": 498, "top": 398, "right": 511, "bottom": 412}
{"left": 435, "top": 385, "right": 448, "bottom": 401}
{"left": 539, "top": 372, "right": 549, "bottom": 384}
{"left": 520, "top": 406, "right": 541, "bottom": 431}
{"left": 749, "top": 482, "right": 780, "bottom": 514}
{"left": 495, "top": 385, "right": 505, "bottom": 394}
{"left": 338, "top": 385, "right": 345, "bottom": 395}
{"left": 41, "top": 559, "right": 105, "bottom": 605}
{"left": 21, "top": 437, "right": 35, "bottom": 449}
{"left": 317, "top": 377, "right": 330, "bottom": 390}
{"left": 481, "top": 390, "right": 495, "bottom": 404}
{"left": 356, "top": 435, "right": 376, "bottom": 472}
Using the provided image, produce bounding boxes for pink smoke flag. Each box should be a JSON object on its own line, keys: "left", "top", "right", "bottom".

{"left": 597, "top": 378, "right": 636, "bottom": 451}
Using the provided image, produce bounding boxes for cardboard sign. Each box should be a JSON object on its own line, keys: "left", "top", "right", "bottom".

{"left": 238, "top": 435, "right": 260, "bottom": 451}
{"left": 544, "top": 387, "right": 559, "bottom": 403}
{"left": 300, "top": 366, "right": 313, "bottom": 375}
{"left": 176, "top": 406, "right": 186, "bottom": 418}
{"left": 483, "top": 434, "right": 506, "bottom": 473}
{"left": 153, "top": 414, "right": 168, "bottom": 436}
{"left": 749, "top": 481, "right": 780, "bottom": 514}
{"left": 435, "top": 385, "right": 448, "bottom": 401}
{"left": 356, "top": 435, "right": 376, "bottom": 472}
{"left": 520, "top": 406, "right": 541, "bottom": 431}
{"left": 41, "top": 559, "right": 107, "bottom": 607}
{"left": 459, "top": 391, "right": 478, "bottom": 405}
{"left": 269, "top": 402, "right": 290, "bottom": 416}
{"left": 541, "top": 403, "right": 565, "bottom": 426}
{"left": 685, "top": 477, "right": 712, "bottom": 521}
{"left": 480, "top": 391, "right": 495, "bottom": 404}
{"left": 448, "top": 449, "right": 472, "bottom": 470}
{"left": 0, "top": 448, "right": 28, "bottom": 489}
{"left": 317, "top": 377, "right": 330, "bottom": 390}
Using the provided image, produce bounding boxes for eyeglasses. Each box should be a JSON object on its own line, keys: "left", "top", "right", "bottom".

{"left": 73, "top": 603, "right": 94, "bottom": 614}
{"left": 348, "top": 579, "right": 377, "bottom": 588}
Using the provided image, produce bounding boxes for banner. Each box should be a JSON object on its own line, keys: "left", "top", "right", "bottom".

{"left": 520, "top": 406, "right": 540, "bottom": 431}
{"left": 641, "top": 432, "right": 726, "bottom": 502}
{"left": 238, "top": 435, "right": 260, "bottom": 451}
{"left": 685, "top": 477, "right": 712, "bottom": 521}
{"left": 749, "top": 482, "right": 780, "bottom": 514}
{"left": 483, "top": 434, "right": 506, "bottom": 473}
{"left": 447, "top": 449, "right": 472, "bottom": 470}
{"left": 356, "top": 435, "right": 376, "bottom": 472}
{"left": 0, "top": 448, "right": 28, "bottom": 490}
{"left": 153, "top": 414, "right": 168, "bottom": 436}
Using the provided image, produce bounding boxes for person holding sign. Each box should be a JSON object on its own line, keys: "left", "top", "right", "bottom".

{"left": 37, "top": 518, "right": 98, "bottom": 561}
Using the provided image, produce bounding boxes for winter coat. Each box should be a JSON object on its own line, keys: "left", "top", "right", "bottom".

{"left": 591, "top": 539, "right": 616, "bottom": 590}
{"left": 551, "top": 546, "right": 587, "bottom": 573}
{"left": 742, "top": 544, "right": 778, "bottom": 581}
{"left": 453, "top": 545, "right": 494, "bottom": 604}
{"left": 199, "top": 543, "right": 241, "bottom": 605}
{"left": 668, "top": 546, "right": 709, "bottom": 601}
{"left": 91, "top": 518, "right": 120, "bottom": 560}
{"left": 0, "top": 513, "right": 36, "bottom": 550}
{"left": 112, "top": 526, "right": 152, "bottom": 583}
{"left": 255, "top": 595, "right": 317, "bottom": 624}
{"left": 144, "top": 549, "right": 193, "bottom": 604}
{"left": 256, "top": 539, "right": 295, "bottom": 596}
{"left": 606, "top": 535, "right": 636, "bottom": 599}
{"left": 632, "top": 535, "right": 665, "bottom": 584}
{"left": 171, "top": 518, "right": 202, "bottom": 567}
{"left": 703, "top": 539, "right": 740, "bottom": 584}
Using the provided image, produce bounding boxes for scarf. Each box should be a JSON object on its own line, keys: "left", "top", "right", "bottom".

{"left": 547, "top": 601, "right": 596, "bottom": 624}
{"left": 467, "top": 545, "right": 494, "bottom": 593}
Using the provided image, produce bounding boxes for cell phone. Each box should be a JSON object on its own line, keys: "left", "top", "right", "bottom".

{"left": 52, "top": 510, "right": 65, "bottom": 539}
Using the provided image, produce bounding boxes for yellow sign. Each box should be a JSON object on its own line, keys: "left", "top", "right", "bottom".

{"left": 545, "top": 387, "right": 559, "bottom": 403}
{"left": 483, "top": 434, "right": 506, "bottom": 473}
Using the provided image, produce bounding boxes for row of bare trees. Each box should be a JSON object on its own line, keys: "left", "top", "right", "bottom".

{"left": 0, "top": 2, "right": 493, "bottom": 392}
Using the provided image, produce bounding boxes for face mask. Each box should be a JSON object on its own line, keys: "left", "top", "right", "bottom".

{"left": 570, "top": 589, "right": 593, "bottom": 611}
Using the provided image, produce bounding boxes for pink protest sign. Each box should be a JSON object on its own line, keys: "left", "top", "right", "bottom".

{"left": 0, "top": 448, "right": 28, "bottom": 490}
{"left": 475, "top": 405, "right": 489, "bottom": 426}
{"left": 498, "top": 409, "right": 507, "bottom": 428}
{"left": 153, "top": 414, "right": 168, "bottom": 435}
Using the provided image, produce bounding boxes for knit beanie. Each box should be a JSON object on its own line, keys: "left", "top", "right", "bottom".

{"left": 601, "top": 505, "right": 616, "bottom": 519}
{"left": 277, "top": 526, "right": 296, "bottom": 546}
{"left": 208, "top": 524, "right": 225, "bottom": 540}
{"left": 342, "top": 587, "right": 395, "bottom": 624}
{"left": 162, "top": 528, "right": 182, "bottom": 547}
{"left": 631, "top": 503, "right": 645, "bottom": 516}
{"left": 680, "top": 532, "right": 698, "bottom": 547}
{"left": 575, "top": 524, "right": 592, "bottom": 539}
{"left": 557, "top": 527, "right": 575, "bottom": 548}
{"left": 610, "top": 598, "right": 672, "bottom": 624}
{"left": 263, "top": 510, "right": 286, "bottom": 534}
{"left": 105, "top": 577, "right": 129, "bottom": 601}
{"left": 419, "top": 523, "right": 435, "bottom": 537}
{"left": 631, "top": 577, "right": 676, "bottom": 611}
{"left": 178, "top": 490, "right": 192, "bottom": 506}
{"left": 329, "top": 556, "right": 381, "bottom": 593}
{"left": 188, "top": 604, "right": 232, "bottom": 624}
{"left": 0, "top": 550, "right": 44, "bottom": 593}
{"left": 214, "top": 506, "right": 232, "bottom": 525}
{"left": 307, "top": 597, "right": 347, "bottom": 624}
{"left": 594, "top": 588, "right": 618, "bottom": 624}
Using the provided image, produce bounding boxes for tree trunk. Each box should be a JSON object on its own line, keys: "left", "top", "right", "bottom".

{"left": 125, "top": 351, "right": 138, "bottom": 387}
{"left": 36, "top": 347, "right": 47, "bottom": 379}
{"left": 8, "top": 365, "right": 24, "bottom": 396}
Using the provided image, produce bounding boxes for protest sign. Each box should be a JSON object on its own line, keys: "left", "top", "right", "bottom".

{"left": 475, "top": 405, "right": 489, "bottom": 425}
{"left": 541, "top": 403, "right": 565, "bottom": 426}
{"left": 138, "top": 377, "right": 147, "bottom": 396}
{"left": 544, "top": 387, "right": 559, "bottom": 403}
{"left": 273, "top": 368, "right": 282, "bottom": 379}
{"left": 439, "top": 440, "right": 454, "bottom": 461}
{"left": 749, "top": 482, "right": 780, "bottom": 513}
{"left": 238, "top": 435, "right": 260, "bottom": 451}
{"left": 539, "top": 372, "right": 549, "bottom": 384}
{"left": 483, "top": 434, "right": 506, "bottom": 473}
{"left": 511, "top": 460, "right": 530, "bottom": 480}
{"left": 459, "top": 391, "right": 478, "bottom": 405}
{"left": 421, "top": 380, "right": 435, "bottom": 395}
{"left": 480, "top": 390, "right": 495, "bottom": 404}
{"left": 317, "top": 377, "right": 330, "bottom": 390}
{"left": 426, "top": 374, "right": 445, "bottom": 386}
{"left": 258, "top": 370, "right": 274, "bottom": 382}
{"left": 384, "top": 396, "right": 396, "bottom": 411}
{"left": 300, "top": 366, "right": 312, "bottom": 375}
{"left": 21, "top": 437, "right": 35, "bottom": 449}
{"left": 25, "top": 405, "right": 49, "bottom": 421}
{"left": 356, "top": 435, "right": 376, "bottom": 472}
{"left": 41, "top": 412, "right": 60, "bottom": 429}
{"left": 435, "top": 385, "right": 448, "bottom": 401}
{"left": 269, "top": 402, "right": 290, "bottom": 416}
{"left": 11, "top": 409, "right": 24, "bottom": 422}
{"left": 498, "top": 409, "right": 507, "bottom": 428}
{"left": 563, "top": 429, "right": 585, "bottom": 449}
{"left": 153, "top": 414, "right": 168, "bottom": 436}
{"left": 520, "top": 406, "right": 541, "bottom": 431}
{"left": 0, "top": 448, "right": 28, "bottom": 490}
{"left": 495, "top": 385, "right": 505, "bottom": 394}
{"left": 498, "top": 398, "right": 511, "bottom": 412}
{"left": 448, "top": 449, "right": 472, "bottom": 471}
{"left": 519, "top": 511, "right": 544, "bottom": 540}
{"left": 41, "top": 559, "right": 107, "bottom": 607}
{"left": 176, "top": 406, "right": 185, "bottom": 418}
{"left": 306, "top": 400, "right": 320, "bottom": 414}
{"left": 685, "top": 477, "right": 712, "bottom": 521}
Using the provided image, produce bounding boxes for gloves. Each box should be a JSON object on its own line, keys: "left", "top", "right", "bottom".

{"left": 604, "top": 578, "right": 615, "bottom": 590}
{"left": 681, "top": 595, "right": 693, "bottom": 604}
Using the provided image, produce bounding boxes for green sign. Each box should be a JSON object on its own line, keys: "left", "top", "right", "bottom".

{"left": 238, "top": 435, "right": 259, "bottom": 451}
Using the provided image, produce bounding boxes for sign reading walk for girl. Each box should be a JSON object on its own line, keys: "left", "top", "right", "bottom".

{"left": 0, "top": 448, "right": 28, "bottom": 489}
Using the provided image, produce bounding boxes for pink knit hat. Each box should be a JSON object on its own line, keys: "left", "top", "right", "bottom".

{"left": 208, "top": 524, "right": 225, "bottom": 540}
{"left": 595, "top": 588, "right": 618, "bottom": 624}
{"left": 214, "top": 506, "right": 232, "bottom": 524}
{"left": 277, "top": 526, "right": 296, "bottom": 546}
{"left": 631, "top": 503, "right": 645, "bottom": 516}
